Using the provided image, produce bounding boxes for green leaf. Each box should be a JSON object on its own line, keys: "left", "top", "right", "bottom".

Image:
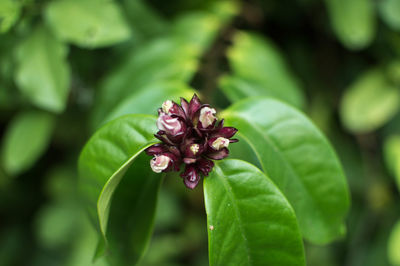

{"left": 100, "top": 81, "right": 195, "bottom": 127}
{"left": 340, "top": 69, "right": 400, "bottom": 133}
{"left": 1, "top": 111, "right": 55, "bottom": 176}
{"left": 225, "top": 31, "right": 304, "bottom": 108}
{"left": 15, "top": 26, "right": 70, "bottom": 113}
{"left": 105, "top": 153, "right": 163, "bottom": 265}
{"left": 0, "top": 0, "right": 21, "bottom": 33}
{"left": 45, "top": 0, "right": 131, "bottom": 48}
{"left": 219, "top": 75, "right": 303, "bottom": 109}
{"left": 204, "top": 159, "right": 305, "bottom": 266}
{"left": 379, "top": 0, "right": 400, "bottom": 32}
{"left": 325, "top": 0, "right": 375, "bottom": 50}
{"left": 78, "top": 114, "right": 160, "bottom": 261}
{"left": 388, "top": 220, "right": 400, "bottom": 266}
{"left": 222, "top": 98, "right": 350, "bottom": 244}
{"left": 383, "top": 135, "right": 400, "bottom": 191}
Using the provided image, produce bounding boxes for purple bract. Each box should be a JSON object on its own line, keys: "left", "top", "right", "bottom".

{"left": 145, "top": 94, "right": 238, "bottom": 189}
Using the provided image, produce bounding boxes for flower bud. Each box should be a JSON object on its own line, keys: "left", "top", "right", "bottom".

{"left": 162, "top": 100, "right": 173, "bottom": 114}
{"left": 157, "top": 113, "right": 185, "bottom": 136}
{"left": 199, "top": 107, "right": 216, "bottom": 128}
{"left": 211, "top": 137, "right": 230, "bottom": 150}
{"left": 150, "top": 155, "right": 171, "bottom": 173}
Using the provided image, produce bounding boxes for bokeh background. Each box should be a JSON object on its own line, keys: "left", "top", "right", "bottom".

{"left": 1, "top": 0, "right": 400, "bottom": 265}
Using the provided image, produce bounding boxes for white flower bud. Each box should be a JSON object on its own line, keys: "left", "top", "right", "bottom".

{"left": 157, "top": 113, "right": 183, "bottom": 135}
{"left": 162, "top": 100, "right": 173, "bottom": 114}
{"left": 199, "top": 107, "right": 216, "bottom": 128}
{"left": 211, "top": 137, "right": 230, "bottom": 150}
{"left": 150, "top": 155, "right": 171, "bottom": 173}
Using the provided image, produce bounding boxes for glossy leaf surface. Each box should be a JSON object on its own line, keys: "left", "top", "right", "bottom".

{"left": 1, "top": 111, "right": 54, "bottom": 176}
{"left": 15, "top": 26, "right": 70, "bottom": 113}
{"left": 225, "top": 31, "right": 304, "bottom": 108}
{"left": 325, "top": 0, "right": 375, "bottom": 49}
{"left": 45, "top": 0, "right": 131, "bottom": 48}
{"left": 78, "top": 114, "right": 160, "bottom": 256}
{"left": 340, "top": 69, "right": 400, "bottom": 133}
{"left": 222, "top": 98, "right": 350, "bottom": 244}
{"left": 204, "top": 159, "right": 305, "bottom": 266}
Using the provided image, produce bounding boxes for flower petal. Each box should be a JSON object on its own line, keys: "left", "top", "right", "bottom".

{"left": 145, "top": 144, "right": 166, "bottom": 156}
{"left": 206, "top": 147, "right": 229, "bottom": 160}
{"left": 189, "top": 94, "right": 202, "bottom": 117}
{"left": 180, "top": 97, "right": 190, "bottom": 118}
{"left": 180, "top": 165, "right": 201, "bottom": 189}
{"left": 197, "top": 158, "right": 214, "bottom": 176}
{"left": 216, "top": 127, "right": 238, "bottom": 138}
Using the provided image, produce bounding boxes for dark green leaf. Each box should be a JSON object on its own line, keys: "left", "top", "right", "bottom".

{"left": 45, "top": 0, "right": 131, "bottom": 48}
{"left": 204, "top": 159, "right": 305, "bottom": 266}
{"left": 1, "top": 111, "right": 55, "bottom": 176}
{"left": 222, "top": 98, "right": 350, "bottom": 244}
{"left": 105, "top": 153, "right": 163, "bottom": 265}
{"left": 325, "top": 0, "right": 375, "bottom": 49}
{"left": 224, "top": 31, "right": 304, "bottom": 108}
{"left": 15, "top": 26, "right": 70, "bottom": 113}
{"left": 340, "top": 69, "right": 400, "bottom": 133}
{"left": 78, "top": 114, "right": 160, "bottom": 261}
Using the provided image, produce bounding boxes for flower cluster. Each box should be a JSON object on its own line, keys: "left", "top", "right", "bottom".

{"left": 145, "top": 94, "right": 238, "bottom": 189}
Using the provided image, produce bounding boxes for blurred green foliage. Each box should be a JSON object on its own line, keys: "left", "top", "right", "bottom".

{"left": 0, "top": 0, "right": 400, "bottom": 265}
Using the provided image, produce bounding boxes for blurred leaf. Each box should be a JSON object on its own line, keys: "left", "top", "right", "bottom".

{"left": 388, "top": 220, "right": 400, "bottom": 266}
{"left": 66, "top": 214, "right": 108, "bottom": 266}
{"left": 122, "top": 0, "right": 167, "bottom": 40}
{"left": 0, "top": 0, "right": 21, "bottom": 33}
{"left": 340, "top": 69, "right": 400, "bottom": 133}
{"left": 384, "top": 135, "right": 400, "bottom": 191}
{"left": 225, "top": 31, "right": 304, "bottom": 108}
{"left": 91, "top": 37, "right": 198, "bottom": 129}
{"left": 92, "top": 6, "right": 237, "bottom": 128}
{"left": 45, "top": 0, "right": 131, "bottom": 48}
{"left": 35, "top": 202, "right": 80, "bottom": 248}
{"left": 101, "top": 81, "right": 195, "bottom": 126}
{"left": 219, "top": 75, "right": 303, "bottom": 109}
{"left": 325, "top": 0, "right": 375, "bottom": 49}
{"left": 78, "top": 114, "right": 160, "bottom": 262}
{"left": 204, "top": 159, "right": 305, "bottom": 266}
{"left": 1, "top": 111, "right": 55, "bottom": 176}
{"left": 223, "top": 98, "right": 350, "bottom": 244}
{"left": 379, "top": 0, "right": 400, "bottom": 32}
{"left": 15, "top": 26, "right": 70, "bottom": 113}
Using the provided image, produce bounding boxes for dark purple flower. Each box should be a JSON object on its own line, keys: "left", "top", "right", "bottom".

{"left": 145, "top": 94, "right": 238, "bottom": 189}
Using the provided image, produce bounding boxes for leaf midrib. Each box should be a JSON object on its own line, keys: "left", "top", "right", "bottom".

{"left": 228, "top": 113, "right": 329, "bottom": 232}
